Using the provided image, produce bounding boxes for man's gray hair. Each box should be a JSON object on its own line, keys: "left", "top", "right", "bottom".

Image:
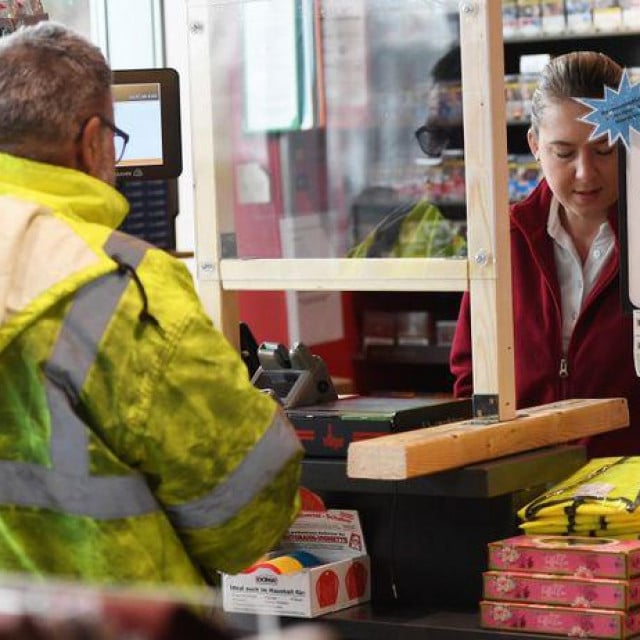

{"left": 0, "top": 21, "right": 112, "bottom": 162}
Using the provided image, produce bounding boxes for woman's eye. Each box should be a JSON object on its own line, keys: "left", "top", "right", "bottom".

{"left": 596, "top": 147, "right": 615, "bottom": 156}
{"left": 555, "top": 151, "right": 574, "bottom": 159}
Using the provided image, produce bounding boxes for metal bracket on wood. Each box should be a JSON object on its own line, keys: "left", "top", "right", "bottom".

{"left": 220, "top": 232, "right": 238, "bottom": 258}
{"left": 472, "top": 394, "right": 499, "bottom": 423}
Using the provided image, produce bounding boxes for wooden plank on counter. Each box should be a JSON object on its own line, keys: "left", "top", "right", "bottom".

{"left": 347, "top": 398, "right": 628, "bottom": 480}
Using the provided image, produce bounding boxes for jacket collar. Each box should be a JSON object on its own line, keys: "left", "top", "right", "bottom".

{"left": 511, "top": 178, "right": 620, "bottom": 305}
{"left": 511, "top": 178, "right": 619, "bottom": 239}
{"left": 0, "top": 152, "right": 129, "bottom": 229}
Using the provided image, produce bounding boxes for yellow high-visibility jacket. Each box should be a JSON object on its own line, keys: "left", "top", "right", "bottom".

{"left": 0, "top": 153, "right": 302, "bottom": 587}
{"left": 348, "top": 199, "right": 467, "bottom": 258}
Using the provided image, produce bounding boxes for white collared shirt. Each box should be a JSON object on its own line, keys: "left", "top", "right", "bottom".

{"left": 547, "top": 197, "right": 615, "bottom": 354}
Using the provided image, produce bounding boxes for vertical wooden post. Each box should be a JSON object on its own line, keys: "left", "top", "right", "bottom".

{"left": 187, "top": 4, "right": 240, "bottom": 347}
{"left": 459, "top": 1, "right": 516, "bottom": 421}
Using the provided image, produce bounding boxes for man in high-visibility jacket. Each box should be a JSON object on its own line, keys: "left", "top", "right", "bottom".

{"left": 0, "top": 22, "right": 302, "bottom": 587}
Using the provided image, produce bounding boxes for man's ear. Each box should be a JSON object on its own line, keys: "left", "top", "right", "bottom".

{"left": 527, "top": 127, "right": 540, "bottom": 161}
{"left": 76, "top": 115, "right": 103, "bottom": 177}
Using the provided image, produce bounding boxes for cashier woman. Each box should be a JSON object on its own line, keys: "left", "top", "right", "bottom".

{"left": 450, "top": 51, "right": 640, "bottom": 458}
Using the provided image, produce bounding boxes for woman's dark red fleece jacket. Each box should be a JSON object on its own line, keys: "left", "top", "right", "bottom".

{"left": 450, "top": 179, "right": 640, "bottom": 457}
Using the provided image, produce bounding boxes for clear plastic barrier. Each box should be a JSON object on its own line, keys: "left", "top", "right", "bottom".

{"left": 196, "top": 0, "right": 466, "bottom": 260}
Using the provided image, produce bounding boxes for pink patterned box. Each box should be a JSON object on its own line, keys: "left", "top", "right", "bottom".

{"left": 481, "top": 601, "right": 640, "bottom": 639}
{"left": 488, "top": 536, "right": 640, "bottom": 580}
{"left": 484, "top": 571, "right": 640, "bottom": 610}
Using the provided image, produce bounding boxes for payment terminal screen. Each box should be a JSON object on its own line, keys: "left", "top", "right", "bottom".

{"left": 113, "top": 82, "right": 163, "bottom": 168}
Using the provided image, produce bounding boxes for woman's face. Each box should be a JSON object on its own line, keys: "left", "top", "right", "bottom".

{"left": 528, "top": 98, "right": 618, "bottom": 223}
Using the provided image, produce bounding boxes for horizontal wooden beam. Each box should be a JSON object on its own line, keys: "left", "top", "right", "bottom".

{"left": 346, "top": 398, "right": 629, "bottom": 480}
{"left": 219, "top": 258, "right": 468, "bottom": 291}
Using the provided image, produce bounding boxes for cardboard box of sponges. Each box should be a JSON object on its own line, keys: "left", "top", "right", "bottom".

{"left": 221, "top": 507, "right": 370, "bottom": 618}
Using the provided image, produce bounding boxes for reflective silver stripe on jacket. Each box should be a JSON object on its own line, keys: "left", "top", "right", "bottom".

{"left": 0, "top": 461, "right": 159, "bottom": 520}
{"left": 2, "top": 231, "right": 160, "bottom": 519}
{"left": 165, "top": 408, "right": 302, "bottom": 529}
{"left": 6, "top": 229, "right": 298, "bottom": 527}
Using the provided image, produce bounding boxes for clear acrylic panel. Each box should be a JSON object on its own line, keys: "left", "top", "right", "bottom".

{"left": 201, "top": 0, "right": 465, "bottom": 260}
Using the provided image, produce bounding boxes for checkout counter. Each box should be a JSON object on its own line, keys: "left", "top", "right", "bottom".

{"left": 233, "top": 338, "right": 590, "bottom": 639}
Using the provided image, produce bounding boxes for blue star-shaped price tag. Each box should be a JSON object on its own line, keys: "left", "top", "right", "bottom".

{"left": 575, "top": 69, "right": 640, "bottom": 151}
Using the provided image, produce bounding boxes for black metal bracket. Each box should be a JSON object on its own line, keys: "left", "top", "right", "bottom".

{"left": 472, "top": 393, "right": 500, "bottom": 422}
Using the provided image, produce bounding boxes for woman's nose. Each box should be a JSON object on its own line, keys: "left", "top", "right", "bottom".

{"left": 574, "top": 150, "right": 598, "bottom": 180}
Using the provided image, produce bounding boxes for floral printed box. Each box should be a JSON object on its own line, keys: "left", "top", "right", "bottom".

{"left": 481, "top": 601, "right": 640, "bottom": 639}
{"left": 488, "top": 536, "right": 640, "bottom": 580}
{"left": 484, "top": 571, "right": 640, "bottom": 611}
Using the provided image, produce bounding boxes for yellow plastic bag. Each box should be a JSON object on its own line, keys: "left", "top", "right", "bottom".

{"left": 519, "top": 457, "right": 640, "bottom": 523}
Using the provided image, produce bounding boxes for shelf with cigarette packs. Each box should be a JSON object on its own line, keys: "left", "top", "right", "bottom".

{"left": 503, "top": 27, "right": 640, "bottom": 77}
{"left": 503, "top": 25, "right": 640, "bottom": 45}
{"left": 502, "top": 0, "right": 640, "bottom": 45}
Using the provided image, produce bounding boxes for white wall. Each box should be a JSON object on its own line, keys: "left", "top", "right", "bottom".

{"left": 162, "top": 0, "right": 196, "bottom": 273}
{"left": 106, "top": 0, "right": 163, "bottom": 69}
{"left": 104, "top": 0, "right": 196, "bottom": 276}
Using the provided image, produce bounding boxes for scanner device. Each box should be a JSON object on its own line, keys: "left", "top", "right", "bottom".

{"left": 250, "top": 341, "right": 338, "bottom": 409}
